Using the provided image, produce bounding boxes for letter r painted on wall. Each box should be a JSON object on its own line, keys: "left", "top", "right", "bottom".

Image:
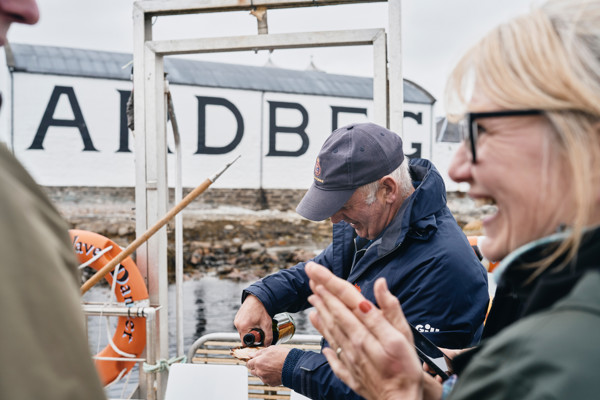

{"left": 28, "top": 86, "right": 97, "bottom": 151}
{"left": 195, "top": 96, "right": 244, "bottom": 154}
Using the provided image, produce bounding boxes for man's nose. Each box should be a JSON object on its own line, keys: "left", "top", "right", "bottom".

{"left": 448, "top": 142, "right": 473, "bottom": 183}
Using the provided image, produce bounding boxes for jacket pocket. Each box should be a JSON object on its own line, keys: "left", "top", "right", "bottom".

{"left": 299, "top": 354, "right": 329, "bottom": 398}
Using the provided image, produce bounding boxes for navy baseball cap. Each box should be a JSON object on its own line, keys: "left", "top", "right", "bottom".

{"left": 296, "top": 123, "right": 404, "bottom": 221}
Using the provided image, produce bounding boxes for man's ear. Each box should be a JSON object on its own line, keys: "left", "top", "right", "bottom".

{"left": 379, "top": 176, "right": 398, "bottom": 203}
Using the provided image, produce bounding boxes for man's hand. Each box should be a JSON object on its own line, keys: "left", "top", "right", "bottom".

{"left": 423, "top": 347, "right": 462, "bottom": 382}
{"left": 234, "top": 294, "right": 274, "bottom": 345}
{"left": 246, "top": 346, "right": 291, "bottom": 387}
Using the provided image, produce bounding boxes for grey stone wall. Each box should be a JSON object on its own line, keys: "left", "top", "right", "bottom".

{"left": 45, "top": 186, "right": 308, "bottom": 212}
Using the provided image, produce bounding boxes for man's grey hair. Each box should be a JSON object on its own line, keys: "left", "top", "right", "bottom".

{"left": 359, "top": 160, "right": 413, "bottom": 205}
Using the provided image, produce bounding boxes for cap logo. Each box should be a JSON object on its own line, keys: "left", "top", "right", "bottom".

{"left": 314, "top": 157, "right": 324, "bottom": 183}
{"left": 314, "top": 157, "right": 321, "bottom": 176}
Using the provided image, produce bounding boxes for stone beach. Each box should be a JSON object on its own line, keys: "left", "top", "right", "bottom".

{"left": 48, "top": 187, "right": 495, "bottom": 282}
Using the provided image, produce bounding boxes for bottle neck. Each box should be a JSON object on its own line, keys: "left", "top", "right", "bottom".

{"left": 242, "top": 328, "right": 264, "bottom": 347}
{"left": 242, "top": 313, "right": 295, "bottom": 347}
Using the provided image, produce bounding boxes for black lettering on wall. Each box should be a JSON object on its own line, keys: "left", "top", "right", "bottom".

{"left": 404, "top": 111, "right": 423, "bottom": 159}
{"left": 196, "top": 96, "right": 243, "bottom": 155}
{"left": 28, "top": 86, "right": 97, "bottom": 151}
{"left": 331, "top": 106, "right": 367, "bottom": 131}
{"left": 404, "top": 111, "right": 423, "bottom": 125}
{"left": 406, "top": 143, "right": 422, "bottom": 159}
{"left": 117, "top": 89, "right": 132, "bottom": 153}
{"left": 267, "top": 101, "right": 309, "bottom": 157}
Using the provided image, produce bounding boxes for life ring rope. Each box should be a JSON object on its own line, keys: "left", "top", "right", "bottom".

{"left": 78, "top": 245, "right": 113, "bottom": 270}
{"left": 103, "top": 367, "right": 129, "bottom": 389}
{"left": 104, "top": 316, "right": 137, "bottom": 358}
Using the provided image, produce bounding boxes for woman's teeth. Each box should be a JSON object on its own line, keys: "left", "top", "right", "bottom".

{"left": 474, "top": 198, "right": 496, "bottom": 207}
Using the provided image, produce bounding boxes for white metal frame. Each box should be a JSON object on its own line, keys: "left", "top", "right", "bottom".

{"left": 83, "top": 304, "right": 158, "bottom": 400}
{"left": 132, "top": 1, "right": 402, "bottom": 398}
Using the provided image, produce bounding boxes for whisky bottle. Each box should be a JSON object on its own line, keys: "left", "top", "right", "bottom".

{"left": 242, "top": 312, "right": 295, "bottom": 347}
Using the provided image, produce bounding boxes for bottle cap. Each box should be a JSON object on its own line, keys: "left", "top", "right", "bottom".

{"left": 242, "top": 329, "right": 263, "bottom": 347}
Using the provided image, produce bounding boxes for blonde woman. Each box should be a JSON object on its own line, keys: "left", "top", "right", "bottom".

{"left": 305, "top": 0, "right": 600, "bottom": 399}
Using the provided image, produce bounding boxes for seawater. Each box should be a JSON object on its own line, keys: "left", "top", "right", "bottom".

{"left": 84, "top": 275, "right": 319, "bottom": 398}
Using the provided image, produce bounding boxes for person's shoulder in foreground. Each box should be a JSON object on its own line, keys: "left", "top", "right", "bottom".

{"left": 0, "top": 138, "right": 107, "bottom": 400}
{"left": 0, "top": 0, "right": 107, "bottom": 398}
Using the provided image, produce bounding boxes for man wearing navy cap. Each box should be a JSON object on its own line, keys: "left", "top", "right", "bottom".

{"left": 235, "top": 123, "right": 489, "bottom": 400}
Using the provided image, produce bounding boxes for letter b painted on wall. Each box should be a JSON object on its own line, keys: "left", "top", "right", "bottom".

{"left": 267, "top": 101, "right": 309, "bottom": 157}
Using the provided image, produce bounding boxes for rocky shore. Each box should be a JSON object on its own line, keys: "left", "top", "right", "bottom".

{"left": 53, "top": 189, "right": 494, "bottom": 282}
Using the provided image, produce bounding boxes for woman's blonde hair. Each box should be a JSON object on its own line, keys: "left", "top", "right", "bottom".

{"left": 445, "top": 0, "right": 600, "bottom": 279}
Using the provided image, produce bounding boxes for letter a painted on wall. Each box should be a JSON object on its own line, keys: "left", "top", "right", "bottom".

{"left": 28, "top": 86, "right": 97, "bottom": 151}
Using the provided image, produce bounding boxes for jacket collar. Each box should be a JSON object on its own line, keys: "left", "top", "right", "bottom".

{"left": 493, "top": 224, "right": 600, "bottom": 287}
{"left": 377, "top": 158, "right": 447, "bottom": 256}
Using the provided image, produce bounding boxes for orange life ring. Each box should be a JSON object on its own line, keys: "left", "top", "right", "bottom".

{"left": 467, "top": 236, "right": 500, "bottom": 272}
{"left": 70, "top": 229, "right": 149, "bottom": 386}
{"left": 467, "top": 235, "right": 500, "bottom": 324}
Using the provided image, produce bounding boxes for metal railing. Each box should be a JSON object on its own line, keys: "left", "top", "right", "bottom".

{"left": 83, "top": 303, "right": 159, "bottom": 400}
{"left": 187, "top": 332, "right": 322, "bottom": 400}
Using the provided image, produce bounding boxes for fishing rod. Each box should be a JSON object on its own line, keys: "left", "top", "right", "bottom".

{"left": 80, "top": 155, "right": 241, "bottom": 295}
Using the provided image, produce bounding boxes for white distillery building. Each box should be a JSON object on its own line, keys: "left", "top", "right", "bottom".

{"left": 0, "top": 43, "right": 462, "bottom": 206}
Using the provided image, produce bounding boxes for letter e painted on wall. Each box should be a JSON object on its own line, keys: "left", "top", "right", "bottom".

{"left": 331, "top": 106, "right": 367, "bottom": 131}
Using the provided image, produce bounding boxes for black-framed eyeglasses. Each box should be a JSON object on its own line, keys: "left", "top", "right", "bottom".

{"left": 459, "top": 109, "right": 543, "bottom": 163}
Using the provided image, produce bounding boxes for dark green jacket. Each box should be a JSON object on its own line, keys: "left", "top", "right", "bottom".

{"left": 449, "top": 227, "right": 600, "bottom": 400}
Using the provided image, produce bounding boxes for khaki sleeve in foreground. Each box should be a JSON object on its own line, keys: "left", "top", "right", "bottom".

{"left": 0, "top": 144, "right": 106, "bottom": 400}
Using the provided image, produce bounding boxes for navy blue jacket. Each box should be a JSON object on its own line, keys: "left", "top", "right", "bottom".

{"left": 243, "top": 158, "right": 489, "bottom": 399}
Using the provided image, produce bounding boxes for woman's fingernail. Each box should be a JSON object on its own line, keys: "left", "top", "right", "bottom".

{"left": 358, "top": 300, "right": 372, "bottom": 313}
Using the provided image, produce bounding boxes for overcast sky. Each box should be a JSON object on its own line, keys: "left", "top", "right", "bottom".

{"left": 10, "top": 0, "right": 534, "bottom": 116}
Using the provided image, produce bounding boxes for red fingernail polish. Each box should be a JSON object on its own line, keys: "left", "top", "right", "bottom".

{"left": 358, "top": 300, "right": 372, "bottom": 313}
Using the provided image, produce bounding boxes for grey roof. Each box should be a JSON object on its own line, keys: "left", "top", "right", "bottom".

{"left": 6, "top": 43, "right": 435, "bottom": 104}
{"left": 436, "top": 117, "right": 460, "bottom": 143}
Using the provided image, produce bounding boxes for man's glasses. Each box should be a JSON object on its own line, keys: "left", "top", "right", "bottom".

{"left": 458, "top": 109, "right": 543, "bottom": 163}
